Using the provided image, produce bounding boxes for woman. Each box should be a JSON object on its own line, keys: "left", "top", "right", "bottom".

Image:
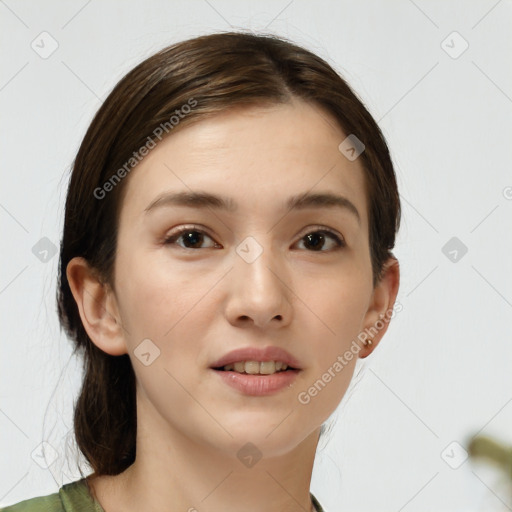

{"left": 1, "top": 31, "right": 400, "bottom": 512}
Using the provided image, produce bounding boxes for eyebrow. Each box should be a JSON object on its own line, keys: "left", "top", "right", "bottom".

{"left": 144, "top": 190, "right": 361, "bottom": 224}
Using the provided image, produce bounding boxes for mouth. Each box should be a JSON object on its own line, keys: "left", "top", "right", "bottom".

{"left": 209, "top": 346, "right": 303, "bottom": 395}
{"left": 209, "top": 346, "right": 302, "bottom": 372}
{"left": 212, "top": 360, "right": 299, "bottom": 375}
{"left": 211, "top": 361, "right": 301, "bottom": 396}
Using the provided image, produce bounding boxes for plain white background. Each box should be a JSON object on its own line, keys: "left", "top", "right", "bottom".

{"left": 1, "top": 1, "right": 512, "bottom": 510}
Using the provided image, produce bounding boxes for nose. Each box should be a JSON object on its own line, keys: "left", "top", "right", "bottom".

{"left": 224, "top": 238, "right": 292, "bottom": 330}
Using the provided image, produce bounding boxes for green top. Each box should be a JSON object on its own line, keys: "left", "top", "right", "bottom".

{"left": 0, "top": 478, "right": 325, "bottom": 511}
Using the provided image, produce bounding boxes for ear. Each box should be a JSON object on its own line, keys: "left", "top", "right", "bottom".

{"left": 66, "top": 256, "right": 128, "bottom": 356}
{"left": 358, "top": 257, "right": 400, "bottom": 358}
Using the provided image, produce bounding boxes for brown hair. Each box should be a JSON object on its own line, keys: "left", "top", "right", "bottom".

{"left": 57, "top": 31, "right": 401, "bottom": 478}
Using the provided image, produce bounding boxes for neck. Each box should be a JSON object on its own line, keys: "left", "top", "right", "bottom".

{"left": 90, "top": 394, "right": 321, "bottom": 512}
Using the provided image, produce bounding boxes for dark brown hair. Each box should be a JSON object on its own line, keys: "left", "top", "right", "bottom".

{"left": 57, "top": 30, "right": 401, "bottom": 478}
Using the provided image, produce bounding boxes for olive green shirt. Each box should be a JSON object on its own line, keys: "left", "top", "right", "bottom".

{"left": 0, "top": 478, "right": 325, "bottom": 511}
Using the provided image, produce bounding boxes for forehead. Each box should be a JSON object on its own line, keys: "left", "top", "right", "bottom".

{"left": 119, "top": 99, "right": 368, "bottom": 226}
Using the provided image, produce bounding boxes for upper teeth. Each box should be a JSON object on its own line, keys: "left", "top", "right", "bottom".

{"left": 223, "top": 361, "right": 289, "bottom": 374}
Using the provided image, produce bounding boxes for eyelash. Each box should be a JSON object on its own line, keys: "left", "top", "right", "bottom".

{"left": 163, "top": 225, "right": 345, "bottom": 252}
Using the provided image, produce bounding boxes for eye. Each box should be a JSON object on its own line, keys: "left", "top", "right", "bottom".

{"left": 163, "top": 226, "right": 219, "bottom": 250}
{"left": 163, "top": 225, "right": 345, "bottom": 252}
{"left": 294, "top": 227, "right": 345, "bottom": 252}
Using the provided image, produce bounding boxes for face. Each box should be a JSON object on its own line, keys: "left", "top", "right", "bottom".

{"left": 108, "top": 98, "right": 382, "bottom": 458}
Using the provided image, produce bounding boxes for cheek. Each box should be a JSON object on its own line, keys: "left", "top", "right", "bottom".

{"left": 115, "top": 242, "right": 180, "bottom": 324}
{"left": 298, "top": 272, "right": 370, "bottom": 343}
{"left": 114, "top": 248, "right": 222, "bottom": 361}
{"left": 295, "top": 272, "right": 369, "bottom": 393}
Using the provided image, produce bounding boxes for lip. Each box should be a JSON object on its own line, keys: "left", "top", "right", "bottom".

{"left": 209, "top": 346, "right": 302, "bottom": 370}
{"left": 213, "top": 369, "right": 301, "bottom": 396}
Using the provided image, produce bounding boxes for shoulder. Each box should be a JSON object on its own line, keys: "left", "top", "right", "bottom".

{"left": 0, "top": 491, "right": 64, "bottom": 512}
{"left": 0, "top": 478, "right": 101, "bottom": 512}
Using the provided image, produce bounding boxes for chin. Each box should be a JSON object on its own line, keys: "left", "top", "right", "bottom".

{"left": 215, "top": 414, "right": 318, "bottom": 458}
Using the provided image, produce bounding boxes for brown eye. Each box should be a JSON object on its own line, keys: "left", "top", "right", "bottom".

{"left": 163, "top": 226, "right": 345, "bottom": 252}
{"left": 296, "top": 229, "right": 345, "bottom": 252}
{"left": 164, "top": 227, "right": 219, "bottom": 249}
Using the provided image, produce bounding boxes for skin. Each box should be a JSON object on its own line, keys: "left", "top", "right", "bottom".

{"left": 67, "top": 97, "right": 399, "bottom": 512}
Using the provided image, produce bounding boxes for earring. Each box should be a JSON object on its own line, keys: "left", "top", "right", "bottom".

{"left": 366, "top": 338, "right": 373, "bottom": 346}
